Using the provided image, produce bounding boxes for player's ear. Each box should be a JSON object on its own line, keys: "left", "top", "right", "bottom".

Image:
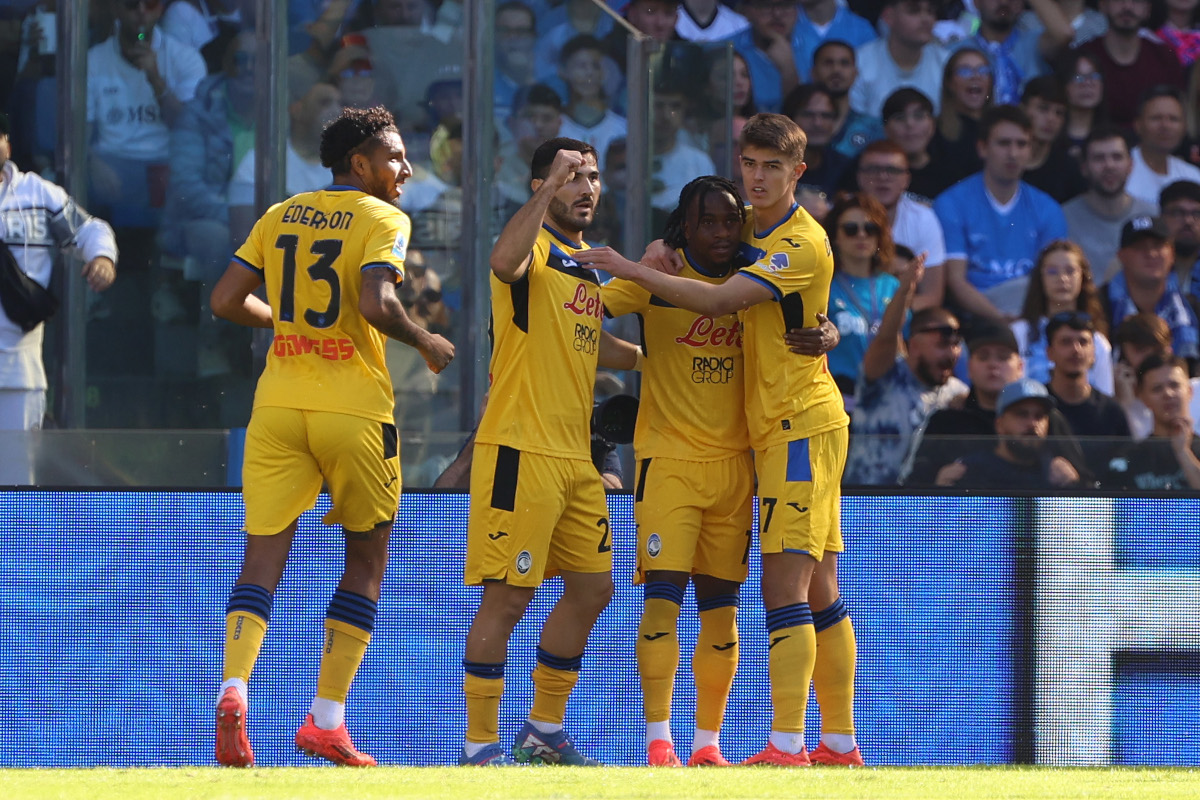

{"left": 530, "top": 177, "right": 544, "bottom": 194}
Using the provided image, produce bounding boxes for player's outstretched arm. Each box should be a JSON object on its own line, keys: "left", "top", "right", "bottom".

{"left": 578, "top": 248, "right": 771, "bottom": 317}
{"left": 211, "top": 261, "right": 273, "bottom": 328}
{"left": 490, "top": 149, "right": 588, "bottom": 283}
{"left": 360, "top": 267, "right": 455, "bottom": 373}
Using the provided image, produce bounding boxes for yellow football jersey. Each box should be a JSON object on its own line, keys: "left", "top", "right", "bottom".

{"left": 233, "top": 187, "right": 409, "bottom": 425}
{"left": 736, "top": 203, "right": 848, "bottom": 450}
{"left": 603, "top": 249, "right": 748, "bottom": 460}
{"left": 476, "top": 225, "right": 602, "bottom": 460}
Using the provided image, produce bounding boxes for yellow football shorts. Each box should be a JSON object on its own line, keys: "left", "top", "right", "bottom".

{"left": 753, "top": 426, "right": 848, "bottom": 559}
{"left": 632, "top": 453, "right": 754, "bottom": 584}
{"left": 242, "top": 406, "right": 401, "bottom": 536}
{"left": 466, "top": 443, "right": 611, "bottom": 587}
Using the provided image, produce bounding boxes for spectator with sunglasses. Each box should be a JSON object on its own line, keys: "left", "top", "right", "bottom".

{"left": 1012, "top": 240, "right": 1113, "bottom": 392}
{"left": 824, "top": 193, "right": 901, "bottom": 410}
{"left": 844, "top": 263, "right": 970, "bottom": 485}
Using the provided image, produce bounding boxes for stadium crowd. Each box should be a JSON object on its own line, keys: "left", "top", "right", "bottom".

{"left": 2, "top": 0, "right": 1200, "bottom": 490}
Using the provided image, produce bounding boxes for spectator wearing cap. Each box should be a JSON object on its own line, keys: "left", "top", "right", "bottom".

{"left": 1102, "top": 214, "right": 1200, "bottom": 369}
{"left": 1044, "top": 309, "right": 1130, "bottom": 470}
{"left": 1011, "top": 240, "right": 1113, "bottom": 392}
{"left": 844, "top": 256, "right": 970, "bottom": 485}
{"left": 1063, "top": 127, "right": 1157, "bottom": 285}
{"left": 848, "top": 0, "right": 948, "bottom": 120}
{"left": 1161, "top": 180, "right": 1200, "bottom": 301}
{"left": 1126, "top": 86, "right": 1200, "bottom": 211}
{"left": 900, "top": 322, "right": 1090, "bottom": 485}
{"left": 1104, "top": 353, "right": 1200, "bottom": 489}
{"left": 936, "top": 378, "right": 1084, "bottom": 488}
{"left": 731, "top": 0, "right": 810, "bottom": 113}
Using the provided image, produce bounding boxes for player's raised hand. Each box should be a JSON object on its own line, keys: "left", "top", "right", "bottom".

{"left": 641, "top": 239, "right": 684, "bottom": 275}
{"left": 420, "top": 333, "right": 455, "bottom": 374}
{"left": 784, "top": 312, "right": 839, "bottom": 355}
{"left": 576, "top": 247, "right": 641, "bottom": 279}
{"left": 546, "top": 149, "right": 588, "bottom": 189}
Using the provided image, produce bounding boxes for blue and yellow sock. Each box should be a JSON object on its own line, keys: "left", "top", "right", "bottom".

{"left": 765, "top": 603, "right": 815, "bottom": 741}
{"left": 530, "top": 647, "right": 582, "bottom": 726}
{"left": 315, "top": 590, "right": 376, "bottom": 706}
{"left": 223, "top": 584, "right": 272, "bottom": 683}
{"left": 464, "top": 660, "right": 505, "bottom": 746}
{"left": 813, "top": 597, "right": 857, "bottom": 741}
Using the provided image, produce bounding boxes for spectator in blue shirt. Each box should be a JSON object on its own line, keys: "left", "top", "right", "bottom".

{"left": 935, "top": 104, "right": 1068, "bottom": 324}
{"left": 732, "top": 0, "right": 808, "bottom": 112}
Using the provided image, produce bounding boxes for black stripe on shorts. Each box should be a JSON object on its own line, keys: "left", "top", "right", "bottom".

{"left": 491, "top": 446, "right": 520, "bottom": 511}
{"left": 635, "top": 458, "right": 651, "bottom": 503}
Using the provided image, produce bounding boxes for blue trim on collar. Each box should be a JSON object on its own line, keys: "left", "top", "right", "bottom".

{"left": 542, "top": 223, "right": 582, "bottom": 249}
{"left": 683, "top": 247, "right": 733, "bottom": 279}
{"left": 754, "top": 203, "right": 799, "bottom": 239}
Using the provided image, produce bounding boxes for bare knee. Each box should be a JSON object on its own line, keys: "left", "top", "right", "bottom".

{"left": 563, "top": 572, "right": 614, "bottom": 617}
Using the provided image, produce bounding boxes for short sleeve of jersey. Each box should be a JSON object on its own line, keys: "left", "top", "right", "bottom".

{"left": 739, "top": 233, "right": 829, "bottom": 302}
{"left": 602, "top": 277, "right": 650, "bottom": 318}
{"left": 360, "top": 208, "right": 411, "bottom": 282}
{"left": 232, "top": 207, "right": 273, "bottom": 279}
{"left": 933, "top": 187, "right": 967, "bottom": 261}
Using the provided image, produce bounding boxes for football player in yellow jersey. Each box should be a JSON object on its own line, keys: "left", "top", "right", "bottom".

{"left": 460, "top": 137, "right": 639, "bottom": 767}
{"left": 579, "top": 113, "right": 861, "bottom": 767}
{"left": 603, "top": 176, "right": 752, "bottom": 768}
{"left": 208, "top": 106, "right": 454, "bottom": 768}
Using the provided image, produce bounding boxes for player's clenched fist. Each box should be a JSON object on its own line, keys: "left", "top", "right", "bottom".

{"left": 421, "top": 334, "right": 455, "bottom": 374}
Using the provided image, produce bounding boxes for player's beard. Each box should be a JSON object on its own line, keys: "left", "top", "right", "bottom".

{"left": 547, "top": 196, "right": 594, "bottom": 234}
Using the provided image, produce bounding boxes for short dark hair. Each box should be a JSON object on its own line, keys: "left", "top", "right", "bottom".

{"left": 1045, "top": 310, "right": 1096, "bottom": 344}
{"left": 1136, "top": 352, "right": 1189, "bottom": 388}
{"left": 513, "top": 82, "right": 563, "bottom": 112}
{"left": 813, "top": 39, "right": 855, "bottom": 64}
{"left": 1136, "top": 84, "right": 1185, "bottom": 118}
{"left": 320, "top": 105, "right": 398, "bottom": 173}
{"left": 559, "top": 34, "right": 605, "bottom": 65}
{"left": 1021, "top": 75, "right": 1066, "bottom": 107}
{"left": 979, "top": 104, "right": 1032, "bottom": 142}
{"left": 781, "top": 84, "right": 834, "bottom": 122}
{"left": 1112, "top": 312, "right": 1172, "bottom": 352}
{"left": 530, "top": 137, "right": 598, "bottom": 180}
{"left": 882, "top": 87, "right": 933, "bottom": 123}
{"left": 1161, "top": 180, "right": 1200, "bottom": 209}
{"left": 1081, "top": 124, "right": 1130, "bottom": 158}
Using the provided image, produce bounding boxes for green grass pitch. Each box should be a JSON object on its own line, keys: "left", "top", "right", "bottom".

{"left": 2, "top": 767, "right": 1198, "bottom": 800}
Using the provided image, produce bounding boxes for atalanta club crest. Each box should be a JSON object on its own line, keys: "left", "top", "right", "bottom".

{"left": 647, "top": 533, "right": 662, "bottom": 558}
{"left": 516, "top": 550, "right": 532, "bottom": 575}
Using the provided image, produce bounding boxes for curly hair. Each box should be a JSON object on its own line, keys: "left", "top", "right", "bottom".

{"left": 661, "top": 175, "right": 746, "bottom": 250}
{"left": 319, "top": 105, "right": 398, "bottom": 173}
